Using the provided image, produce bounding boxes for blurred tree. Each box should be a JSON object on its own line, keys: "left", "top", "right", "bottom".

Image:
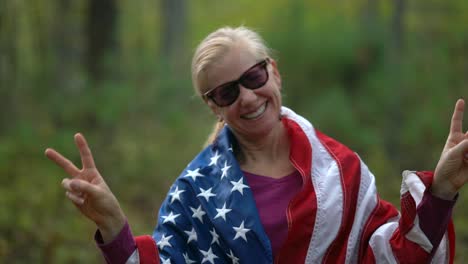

{"left": 384, "top": 0, "right": 407, "bottom": 163}
{"left": 54, "top": 0, "right": 84, "bottom": 94}
{"left": 160, "top": 0, "right": 187, "bottom": 70}
{"left": 392, "top": 0, "right": 406, "bottom": 54}
{"left": 86, "top": 0, "right": 116, "bottom": 82}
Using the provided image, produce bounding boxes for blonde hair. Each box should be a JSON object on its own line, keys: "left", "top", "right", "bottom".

{"left": 191, "top": 26, "right": 272, "bottom": 146}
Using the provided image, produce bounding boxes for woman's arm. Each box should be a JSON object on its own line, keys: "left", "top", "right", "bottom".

{"left": 45, "top": 133, "right": 126, "bottom": 242}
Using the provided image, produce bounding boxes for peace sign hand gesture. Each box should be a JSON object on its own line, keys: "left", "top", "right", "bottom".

{"left": 432, "top": 99, "right": 468, "bottom": 199}
{"left": 45, "top": 133, "right": 126, "bottom": 243}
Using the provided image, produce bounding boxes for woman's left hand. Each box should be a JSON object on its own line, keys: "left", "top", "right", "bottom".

{"left": 432, "top": 99, "right": 468, "bottom": 199}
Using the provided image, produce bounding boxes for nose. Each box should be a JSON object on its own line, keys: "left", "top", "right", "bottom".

{"left": 237, "top": 85, "right": 257, "bottom": 106}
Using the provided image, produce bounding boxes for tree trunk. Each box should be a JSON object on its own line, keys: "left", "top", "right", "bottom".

{"left": 391, "top": 0, "right": 406, "bottom": 57}
{"left": 385, "top": 0, "right": 407, "bottom": 165}
{"left": 86, "top": 0, "right": 116, "bottom": 82}
{"left": 160, "top": 0, "right": 187, "bottom": 70}
{"left": 54, "top": 0, "right": 84, "bottom": 94}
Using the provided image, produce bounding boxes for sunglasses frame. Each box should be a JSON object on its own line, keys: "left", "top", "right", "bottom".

{"left": 204, "top": 58, "right": 270, "bottom": 107}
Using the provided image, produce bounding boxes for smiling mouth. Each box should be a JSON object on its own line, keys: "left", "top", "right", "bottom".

{"left": 241, "top": 102, "right": 267, "bottom": 120}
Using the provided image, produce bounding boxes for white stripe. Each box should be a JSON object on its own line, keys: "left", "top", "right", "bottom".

{"left": 401, "top": 170, "right": 426, "bottom": 205}
{"left": 281, "top": 107, "right": 343, "bottom": 263}
{"left": 401, "top": 171, "right": 435, "bottom": 251}
{"left": 345, "top": 160, "right": 379, "bottom": 263}
{"left": 406, "top": 215, "right": 433, "bottom": 252}
{"left": 369, "top": 220, "right": 399, "bottom": 264}
{"left": 431, "top": 234, "right": 449, "bottom": 263}
{"left": 126, "top": 249, "right": 140, "bottom": 264}
{"left": 403, "top": 171, "right": 451, "bottom": 263}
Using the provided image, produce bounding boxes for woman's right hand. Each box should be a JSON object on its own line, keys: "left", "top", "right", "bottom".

{"left": 45, "top": 133, "right": 126, "bottom": 243}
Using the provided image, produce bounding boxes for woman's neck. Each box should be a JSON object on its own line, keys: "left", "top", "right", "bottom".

{"left": 233, "top": 120, "right": 294, "bottom": 177}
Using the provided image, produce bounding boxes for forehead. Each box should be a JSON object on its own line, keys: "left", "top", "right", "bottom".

{"left": 205, "top": 45, "right": 258, "bottom": 89}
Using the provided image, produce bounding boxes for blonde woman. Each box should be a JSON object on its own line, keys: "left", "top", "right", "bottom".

{"left": 46, "top": 26, "right": 467, "bottom": 263}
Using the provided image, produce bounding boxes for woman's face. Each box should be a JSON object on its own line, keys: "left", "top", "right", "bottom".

{"left": 204, "top": 45, "right": 283, "bottom": 140}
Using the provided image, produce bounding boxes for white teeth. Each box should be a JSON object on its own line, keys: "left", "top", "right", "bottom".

{"left": 242, "top": 103, "right": 267, "bottom": 120}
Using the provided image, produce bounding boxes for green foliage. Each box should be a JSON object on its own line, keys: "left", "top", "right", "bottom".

{"left": 1, "top": 0, "right": 467, "bottom": 262}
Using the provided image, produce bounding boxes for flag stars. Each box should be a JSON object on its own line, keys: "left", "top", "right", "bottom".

{"left": 210, "top": 228, "right": 220, "bottom": 245}
{"left": 220, "top": 161, "right": 231, "bottom": 179}
{"left": 184, "top": 227, "right": 198, "bottom": 244}
{"left": 190, "top": 205, "right": 206, "bottom": 223}
{"left": 197, "top": 187, "right": 216, "bottom": 202}
{"left": 169, "top": 186, "right": 185, "bottom": 204}
{"left": 214, "top": 203, "right": 232, "bottom": 221}
{"left": 161, "top": 211, "right": 180, "bottom": 225}
{"left": 230, "top": 177, "right": 249, "bottom": 195}
{"left": 208, "top": 150, "right": 221, "bottom": 167}
{"left": 183, "top": 253, "right": 196, "bottom": 264}
{"left": 160, "top": 257, "right": 171, "bottom": 264}
{"left": 227, "top": 249, "right": 240, "bottom": 264}
{"left": 185, "top": 168, "right": 204, "bottom": 181}
{"left": 233, "top": 221, "right": 250, "bottom": 242}
{"left": 200, "top": 247, "right": 218, "bottom": 264}
{"left": 157, "top": 234, "right": 173, "bottom": 250}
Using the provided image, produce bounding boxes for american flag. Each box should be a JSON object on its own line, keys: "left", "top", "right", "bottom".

{"left": 153, "top": 126, "right": 273, "bottom": 264}
{"left": 131, "top": 107, "right": 455, "bottom": 264}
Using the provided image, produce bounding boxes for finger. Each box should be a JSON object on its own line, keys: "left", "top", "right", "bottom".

{"left": 45, "top": 148, "right": 80, "bottom": 177}
{"left": 449, "top": 99, "right": 465, "bottom": 135}
{"left": 448, "top": 138, "right": 468, "bottom": 160}
{"left": 66, "top": 191, "right": 85, "bottom": 205}
{"left": 61, "top": 178, "right": 83, "bottom": 196}
{"left": 74, "top": 133, "right": 96, "bottom": 169}
{"left": 67, "top": 178, "right": 100, "bottom": 198}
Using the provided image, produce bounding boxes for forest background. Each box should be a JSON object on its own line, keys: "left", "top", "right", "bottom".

{"left": 1, "top": 0, "right": 467, "bottom": 262}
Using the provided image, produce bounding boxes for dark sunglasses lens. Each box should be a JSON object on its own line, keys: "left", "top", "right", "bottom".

{"left": 241, "top": 63, "right": 268, "bottom": 89}
{"left": 213, "top": 83, "right": 239, "bottom": 106}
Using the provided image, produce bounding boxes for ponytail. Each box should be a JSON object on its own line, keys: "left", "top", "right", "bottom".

{"left": 203, "top": 120, "right": 225, "bottom": 147}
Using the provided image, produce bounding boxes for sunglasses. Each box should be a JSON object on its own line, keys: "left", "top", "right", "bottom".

{"left": 204, "top": 58, "right": 270, "bottom": 107}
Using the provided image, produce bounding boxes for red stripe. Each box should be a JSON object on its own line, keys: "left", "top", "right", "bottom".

{"left": 390, "top": 185, "right": 430, "bottom": 262}
{"left": 361, "top": 248, "right": 376, "bottom": 264}
{"left": 316, "top": 130, "right": 362, "bottom": 263}
{"left": 399, "top": 191, "right": 416, "bottom": 234}
{"left": 448, "top": 220, "right": 455, "bottom": 264}
{"left": 390, "top": 229, "right": 430, "bottom": 263}
{"left": 135, "top": 235, "right": 160, "bottom": 264}
{"left": 275, "top": 118, "right": 316, "bottom": 263}
{"left": 358, "top": 197, "right": 399, "bottom": 262}
{"left": 415, "top": 171, "right": 434, "bottom": 187}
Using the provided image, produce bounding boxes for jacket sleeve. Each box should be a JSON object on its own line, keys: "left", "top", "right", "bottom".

{"left": 358, "top": 170, "right": 456, "bottom": 264}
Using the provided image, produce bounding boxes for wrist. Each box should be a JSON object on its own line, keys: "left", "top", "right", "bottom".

{"left": 430, "top": 182, "right": 457, "bottom": 200}
{"left": 97, "top": 211, "right": 126, "bottom": 243}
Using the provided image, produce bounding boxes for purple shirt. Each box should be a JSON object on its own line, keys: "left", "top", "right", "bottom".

{"left": 243, "top": 170, "right": 303, "bottom": 258}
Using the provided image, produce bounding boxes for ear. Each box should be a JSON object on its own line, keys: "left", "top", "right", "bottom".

{"left": 269, "top": 59, "right": 282, "bottom": 88}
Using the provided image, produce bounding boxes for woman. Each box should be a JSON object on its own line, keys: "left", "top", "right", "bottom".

{"left": 45, "top": 26, "right": 467, "bottom": 263}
